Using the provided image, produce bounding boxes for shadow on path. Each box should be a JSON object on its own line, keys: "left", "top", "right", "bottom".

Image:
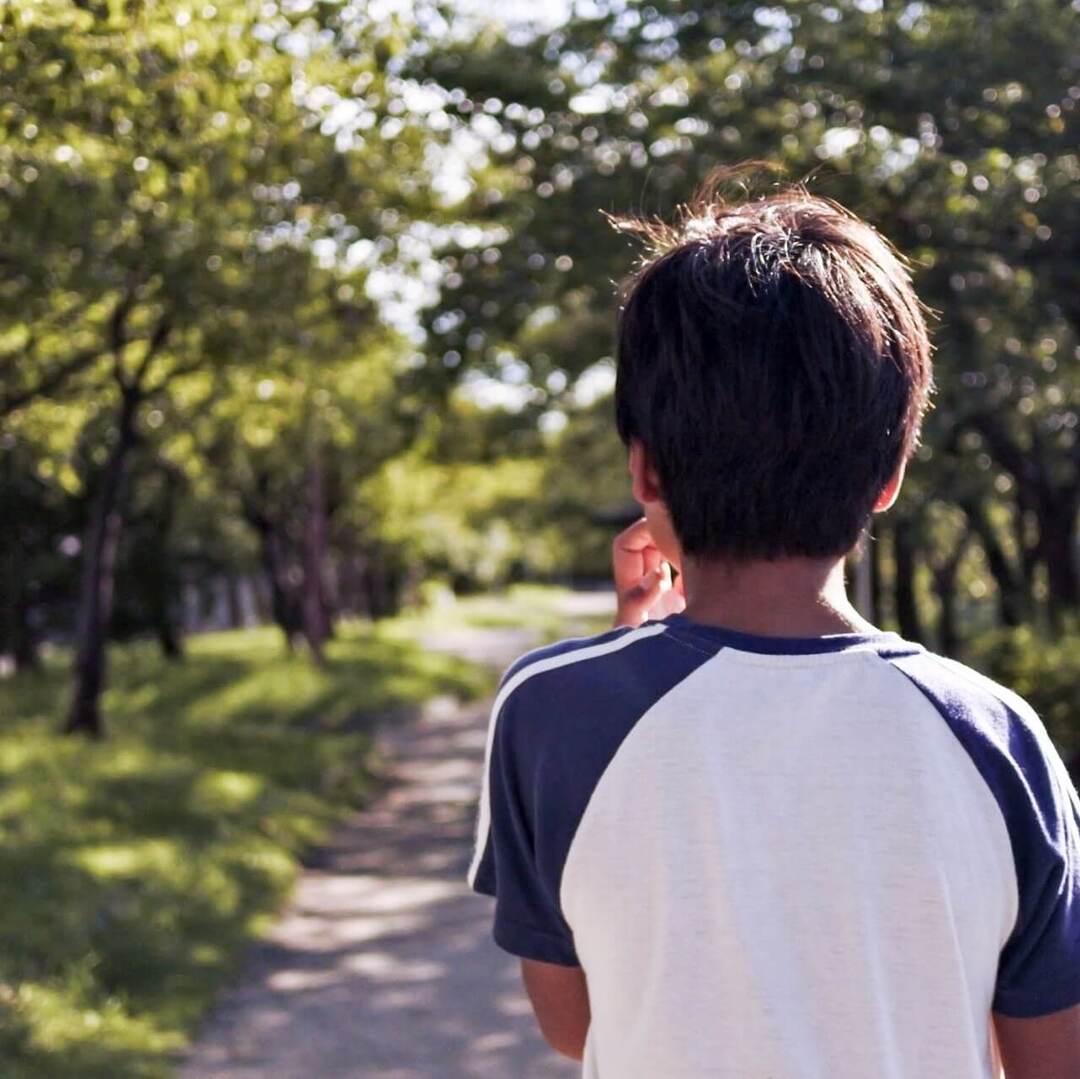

{"left": 179, "top": 622, "right": 591, "bottom": 1078}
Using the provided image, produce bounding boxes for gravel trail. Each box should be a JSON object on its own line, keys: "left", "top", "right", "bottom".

{"left": 179, "top": 600, "right": 613, "bottom": 1078}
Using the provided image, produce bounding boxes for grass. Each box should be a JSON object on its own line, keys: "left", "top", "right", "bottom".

{"left": 0, "top": 616, "right": 492, "bottom": 1079}
{"left": 393, "top": 581, "right": 614, "bottom": 642}
{"left": 0, "top": 585, "right": 611, "bottom": 1077}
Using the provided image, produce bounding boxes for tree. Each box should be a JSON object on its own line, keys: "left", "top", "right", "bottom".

{"left": 1, "top": 0, "right": 441, "bottom": 732}
{"left": 408, "top": 0, "right": 1079, "bottom": 630}
{"left": 195, "top": 312, "right": 415, "bottom": 652}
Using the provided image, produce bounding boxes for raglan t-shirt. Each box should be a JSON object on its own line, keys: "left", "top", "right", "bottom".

{"left": 467, "top": 613, "right": 1080, "bottom": 1078}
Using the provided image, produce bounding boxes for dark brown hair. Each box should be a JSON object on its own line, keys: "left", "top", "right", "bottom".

{"left": 612, "top": 161, "right": 935, "bottom": 560}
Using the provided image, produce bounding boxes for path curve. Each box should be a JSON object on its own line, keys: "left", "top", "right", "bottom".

{"left": 178, "top": 611, "right": 609, "bottom": 1078}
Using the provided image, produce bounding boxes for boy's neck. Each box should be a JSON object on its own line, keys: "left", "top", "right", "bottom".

{"left": 679, "top": 553, "right": 878, "bottom": 638}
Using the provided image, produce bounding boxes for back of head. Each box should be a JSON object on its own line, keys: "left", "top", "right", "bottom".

{"left": 613, "top": 161, "right": 935, "bottom": 561}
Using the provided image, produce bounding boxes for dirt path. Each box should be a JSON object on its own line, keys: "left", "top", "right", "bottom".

{"left": 179, "top": 603, "right": 611, "bottom": 1078}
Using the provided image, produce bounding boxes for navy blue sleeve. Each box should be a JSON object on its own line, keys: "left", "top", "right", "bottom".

{"left": 469, "top": 625, "right": 716, "bottom": 968}
{"left": 483, "top": 688, "right": 581, "bottom": 966}
{"left": 892, "top": 654, "right": 1080, "bottom": 1017}
{"left": 992, "top": 734, "right": 1080, "bottom": 1018}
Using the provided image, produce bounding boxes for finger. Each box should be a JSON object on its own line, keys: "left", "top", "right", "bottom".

{"left": 612, "top": 516, "right": 655, "bottom": 553}
{"left": 615, "top": 564, "right": 672, "bottom": 627}
{"left": 642, "top": 545, "right": 662, "bottom": 579}
{"left": 614, "top": 547, "right": 655, "bottom": 593}
{"left": 613, "top": 518, "right": 660, "bottom": 590}
{"left": 625, "top": 566, "right": 666, "bottom": 607}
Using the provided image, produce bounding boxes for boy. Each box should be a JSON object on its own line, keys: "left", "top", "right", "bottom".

{"left": 466, "top": 165, "right": 1080, "bottom": 1077}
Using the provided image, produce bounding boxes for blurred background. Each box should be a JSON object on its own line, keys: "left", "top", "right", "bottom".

{"left": 1, "top": 0, "right": 1077, "bottom": 1074}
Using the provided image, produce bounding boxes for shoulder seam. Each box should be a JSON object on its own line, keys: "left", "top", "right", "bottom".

{"left": 923, "top": 652, "right": 1041, "bottom": 725}
{"left": 502, "top": 625, "right": 637, "bottom": 685}
{"left": 501, "top": 623, "right": 667, "bottom": 701}
{"left": 882, "top": 650, "right": 1013, "bottom": 711}
{"left": 466, "top": 623, "right": 668, "bottom": 888}
{"left": 657, "top": 625, "right": 718, "bottom": 658}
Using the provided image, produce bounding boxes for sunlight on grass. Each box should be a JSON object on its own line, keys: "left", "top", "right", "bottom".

{"left": 69, "top": 839, "right": 187, "bottom": 880}
{"left": 189, "top": 771, "right": 265, "bottom": 813}
{"left": 0, "top": 586, "right": 599, "bottom": 1076}
{"left": 0, "top": 604, "right": 502, "bottom": 1078}
{"left": 388, "top": 582, "right": 613, "bottom": 646}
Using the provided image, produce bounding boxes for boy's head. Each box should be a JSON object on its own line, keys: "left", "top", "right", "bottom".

{"left": 612, "top": 163, "right": 935, "bottom": 564}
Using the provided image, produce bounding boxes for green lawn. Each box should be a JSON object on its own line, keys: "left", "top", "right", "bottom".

{"left": 0, "top": 616, "right": 492, "bottom": 1078}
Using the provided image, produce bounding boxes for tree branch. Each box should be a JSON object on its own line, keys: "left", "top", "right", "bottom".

{"left": 1, "top": 344, "right": 105, "bottom": 416}
{"left": 110, "top": 287, "right": 139, "bottom": 390}
{"left": 129, "top": 313, "right": 174, "bottom": 389}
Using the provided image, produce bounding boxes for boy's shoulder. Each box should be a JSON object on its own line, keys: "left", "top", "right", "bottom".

{"left": 498, "top": 621, "right": 663, "bottom": 691}
{"left": 491, "top": 619, "right": 710, "bottom": 743}
{"left": 496, "top": 625, "right": 1064, "bottom": 784}
{"left": 887, "top": 646, "right": 1077, "bottom": 827}
{"left": 496, "top": 621, "right": 1044, "bottom": 721}
{"left": 887, "top": 646, "right": 1051, "bottom": 754}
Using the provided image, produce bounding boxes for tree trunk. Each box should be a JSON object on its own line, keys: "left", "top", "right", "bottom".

{"left": 969, "top": 412, "right": 1077, "bottom": 624}
{"left": 932, "top": 534, "right": 970, "bottom": 659}
{"left": 0, "top": 449, "right": 39, "bottom": 671}
{"left": 11, "top": 594, "right": 39, "bottom": 672}
{"left": 321, "top": 554, "right": 339, "bottom": 639}
{"left": 156, "top": 615, "right": 183, "bottom": 660}
{"left": 225, "top": 575, "right": 243, "bottom": 629}
{"left": 337, "top": 550, "right": 368, "bottom": 618}
{"left": 1013, "top": 500, "right": 1040, "bottom": 602}
{"left": 249, "top": 511, "right": 301, "bottom": 649}
{"left": 301, "top": 451, "right": 331, "bottom": 662}
{"left": 65, "top": 391, "right": 139, "bottom": 736}
{"left": 960, "top": 497, "right": 1026, "bottom": 628}
{"left": 6, "top": 596, "right": 39, "bottom": 669}
{"left": 936, "top": 579, "right": 959, "bottom": 658}
{"left": 152, "top": 461, "right": 184, "bottom": 659}
{"left": 1033, "top": 492, "right": 1079, "bottom": 626}
{"left": 364, "top": 548, "right": 400, "bottom": 619}
{"left": 893, "top": 517, "right": 925, "bottom": 644}
{"left": 2, "top": 541, "right": 39, "bottom": 672}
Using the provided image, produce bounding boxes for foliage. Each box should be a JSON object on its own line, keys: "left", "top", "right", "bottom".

{"left": 0, "top": 0, "right": 463, "bottom": 723}
{"left": 534, "top": 396, "right": 633, "bottom": 578}
{"left": 360, "top": 440, "right": 553, "bottom": 588}
{"left": 4, "top": 2, "right": 364, "bottom": 411}
{"left": 969, "top": 625, "right": 1080, "bottom": 758}
{"left": 2, "top": 0, "right": 1078, "bottom": 705}
{"left": 407, "top": 0, "right": 1080, "bottom": 618}
{"left": 0, "top": 621, "right": 487, "bottom": 1077}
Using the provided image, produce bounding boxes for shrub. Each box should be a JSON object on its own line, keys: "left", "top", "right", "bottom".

{"left": 968, "top": 626, "right": 1080, "bottom": 769}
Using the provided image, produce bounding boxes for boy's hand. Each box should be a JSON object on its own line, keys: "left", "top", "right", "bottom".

{"left": 612, "top": 517, "right": 686, "bottom": 628}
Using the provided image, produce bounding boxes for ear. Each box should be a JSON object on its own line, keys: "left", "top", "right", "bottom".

{"left": 873, "top": 459, "right": 907, "bottom": 513}
{"left": 628, "top": 439, "right": 664, "bottom": 505}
